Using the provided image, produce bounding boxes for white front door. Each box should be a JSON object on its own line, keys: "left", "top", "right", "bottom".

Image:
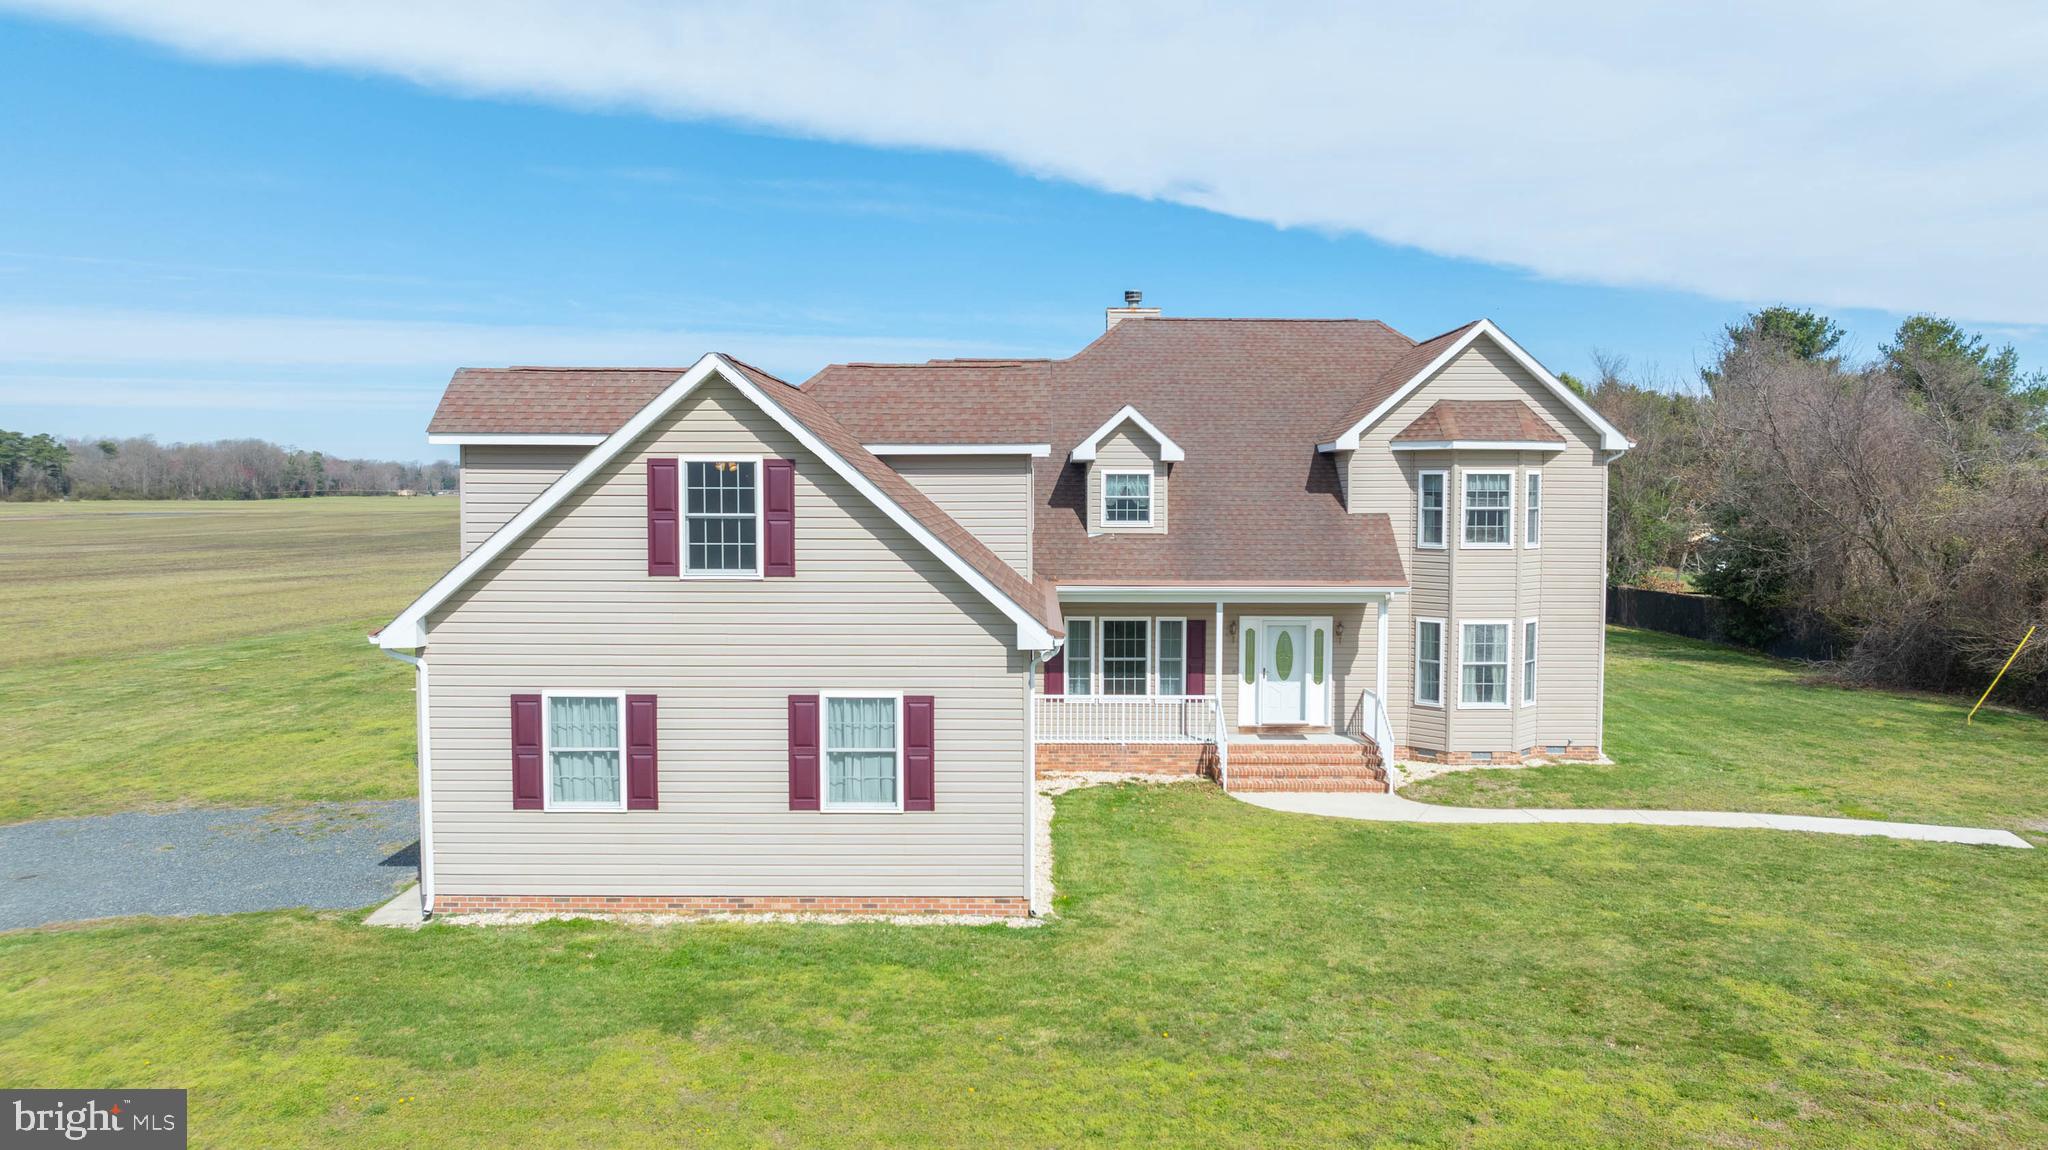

{"left": 1260, "top": 622, "right": 1310, "bottom": 724}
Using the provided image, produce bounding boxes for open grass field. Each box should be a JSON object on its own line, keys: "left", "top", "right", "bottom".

{"left": 1408, "top": 627, "right": 2048, "bottom": 830}
{"left": 0, "top": 498, "right": 454, "bottom": 823}
{"left": 3, "top": 498, "right": 2046, "bottom": 1146}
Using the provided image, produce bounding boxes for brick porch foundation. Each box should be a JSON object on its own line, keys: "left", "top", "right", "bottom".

{"left": 1396, "top": 745, "right": 1603, "bottom": 765}
{"left": 1036, "top": 742, "right": 1217, "bottom": 777}
{"left": 433, "top": 893, "right": 1030, "bottom": 917}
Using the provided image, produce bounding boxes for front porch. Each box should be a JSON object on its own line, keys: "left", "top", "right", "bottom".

{"left": 1030, "top": 589, "right": 1400, "bottom": 791}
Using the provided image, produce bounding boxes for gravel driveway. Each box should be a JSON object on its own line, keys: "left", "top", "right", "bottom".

{"left": 1, "top": 801, "right": 419, "bottom": 932}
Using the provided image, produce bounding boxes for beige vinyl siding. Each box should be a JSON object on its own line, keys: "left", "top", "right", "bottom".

{"left": 425, "top": 378, "right": 1031, "bottom": 900}
{"left": 882, "top": 453, "right": 1034, "bottom": 577}
{"left": 458, "top": 445, "right": 587, "bottom": 557}
{"left": 1086, "top": 423, "right": 1169, "bottom": 534}
{"left": 1345, "top": 337, "right": 1608, "bottom": 756}
{"left": 1050, "top": 601, "right": 1388, "bottom": 740}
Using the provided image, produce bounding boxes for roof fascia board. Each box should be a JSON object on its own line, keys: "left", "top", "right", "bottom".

{"left": 1389, "top": 440, "right": 1567, "bottom": 452}
{"left": 379, "top": 354, "right": 1057, "bottom": 652}
{"left": 1055, "top": 584, "right": 1405, "bottom": 604}
{"left": 867, "top": 443, "right": 1053, "bottom": 458}
{"left": 427, "top": 433, "right": 607, "bottom": 446}
{"left": 1069, "top": 405, "right": 1187, "bottom": 463}
{"left": 1320, "top": 321, "right": 1632, "bottom": 454}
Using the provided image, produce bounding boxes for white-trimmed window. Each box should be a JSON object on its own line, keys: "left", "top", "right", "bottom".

{"left": 1417, "top": 470, "right": 1447, "bottom": 548}
{"left": 1415, "top": 618, "right": 1445, "bottom": 706}
{"left": 1065, "top": 618, "right": 1095, "bottom": 696}
{"left": 1462, "top": 470, "right": 1513, "bottom": 548}
{"left": 1522, "top": 619, "right": 1539, "bottom": 703}
{"left": 1460, "top": 621, "right": 1511, "bottom": 707}
{"left": 1525, "top": 472, "right": 1543, "bottom": 548}
{"left": 1157, "top": 617, "right": 1187, "bottom": 696}
{"left": 1102, "top": 470, "right": 1154, "bottom": 525}
{"left": 684, "top": 458, "right": 761, "bottom": 575}
{"left": 1101, "top": 618, "right": 1150, "bottom": 695}
{"left": 822, "top": 693, "right": 903, "bottom": 811}
{"left": 544, "top": 692, "right": 624, "bottom": 810}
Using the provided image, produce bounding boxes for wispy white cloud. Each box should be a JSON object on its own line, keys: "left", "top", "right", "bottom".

{"left": 10, "top": 1, "right": 2048, "bottom": 321}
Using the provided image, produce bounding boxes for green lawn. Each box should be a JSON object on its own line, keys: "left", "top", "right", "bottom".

{"left": 1407, "top": 628, "right": 2048, "bottom": 830}
{"left": 2, "top": 785, "right": 2044, "bottom": 1147}
{"left": 0, "top": 498, "right": 453, "bottom": 823}
{"left": 5, "top": 500, "right": 2048, "bottom": 1145}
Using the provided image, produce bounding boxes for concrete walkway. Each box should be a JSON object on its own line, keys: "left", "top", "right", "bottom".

{"left": 1236, "top": 791, "right": 2034, "bottom": 849}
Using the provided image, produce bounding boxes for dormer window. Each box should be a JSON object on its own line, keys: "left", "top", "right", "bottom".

{"left": 1102, "top": 470, "right": 1153, "bottom": 525}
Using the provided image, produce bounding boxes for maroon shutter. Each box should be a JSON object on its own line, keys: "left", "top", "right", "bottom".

{"left": 1043, "top": 649, "right": 1065, "bottom": 695}
{"left": 764, "top": 458, "right": 796, "bottom": 577}
{"left": 904, "top": 695, "right": 936, "bottom": 812}
{"left": 1186, "top": 619, "right": 1208, "bottom": 696}
{"left": 788, "top": 694, "right": 821, "bottom": 810}
{"left": 510, "top": 694, "right": 544, "bottom": 810}
{"left": 625, "top": 694, "right": 659, "bottom": 810}
{"left": 648, "top": 458, "right": 680, "bottom": 576}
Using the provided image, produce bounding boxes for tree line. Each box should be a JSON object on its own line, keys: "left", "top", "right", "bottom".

{"left": 1596, "top": 308, "right": 2048, "bottom": 710}
{"left": 0, "top": 431, "right": 457, "bottom": 501}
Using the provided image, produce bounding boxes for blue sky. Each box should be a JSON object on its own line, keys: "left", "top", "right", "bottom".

{"left": 4, "top": 5, "right": 2044, "bottom": 461}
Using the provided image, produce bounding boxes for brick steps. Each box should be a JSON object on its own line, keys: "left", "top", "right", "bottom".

{"left": 1224, "top": 740, "right": 1387, "bottom": 793}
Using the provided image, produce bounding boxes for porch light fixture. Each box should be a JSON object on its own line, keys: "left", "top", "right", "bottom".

{"left": 1334, "top": 621, "right": 1344, "bottom": 641}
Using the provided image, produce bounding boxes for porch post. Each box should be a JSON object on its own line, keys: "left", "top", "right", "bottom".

{"left": 1375, "top": 596, "right": 1390, "bottom": 749}
{"left": 1214, "top": 600, "right": 1227, "bottom": 788}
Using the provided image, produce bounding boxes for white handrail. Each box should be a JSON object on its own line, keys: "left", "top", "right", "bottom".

{"left": 1034, "top": 695, "right": 1222, "bottom": 744}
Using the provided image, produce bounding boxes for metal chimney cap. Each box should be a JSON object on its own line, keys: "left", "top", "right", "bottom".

{"left": 1123, "top": 290, "right": 1143, "bottom": 307}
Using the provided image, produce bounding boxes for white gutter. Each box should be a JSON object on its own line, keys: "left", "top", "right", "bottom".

{"left": 1056, "top": 585, "right": 1406, "bottom": 604}
{"left": 868, "top": 443, "right": 1052, "bottom": 457}
{"left": 378, "top": 645, "right": 435, "bottom": 918}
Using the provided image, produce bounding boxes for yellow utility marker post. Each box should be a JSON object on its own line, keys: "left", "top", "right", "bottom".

{"left": 1967, "top": 625, "right": 2036, "bottom": 725}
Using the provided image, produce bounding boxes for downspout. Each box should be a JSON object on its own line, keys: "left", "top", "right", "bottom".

{"left": 379, "top": 647, "right": 434, "bottom": 919}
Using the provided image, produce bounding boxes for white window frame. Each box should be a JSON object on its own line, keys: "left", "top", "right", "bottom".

{"left": 1062, "top": 616, "right": 1096, "bottom": 696}
{"left": 1156, "top": 616, "right": 1188, "bottom": 697}
{"left": 1416, "top": 469, "right": 1448, "bottom": 550}
{"left": 1414, "top": 617, "right": 1445, "bottom": 707}
{"left": 1524, "top": 471, "right": 1543, "bottom": 549}
{"left": 1522, "top": 618, "right": 1539, "bottom": 704}
{"left": 1098, "top": 616, "right": 1153, "bottom": 696}
{"left": 1457, "top": 620, "right": 1513, "bottom": 709}
{"left": 540, "top": 689, "right": 627, "bottom": 812}
{"left": 680, "top": 454, "right": 765, "bottom": 579}
{"left": 1460, "top": 469, "right": 1515, "bottom": 550}
{"left": 818, "top": 690, "right": 905, "bottom": 814}
{"left": 1099, "top": 467, "right": 1155, "bottom": 527}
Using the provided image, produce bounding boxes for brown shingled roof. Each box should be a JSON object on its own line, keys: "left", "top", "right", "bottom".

{"left": 1392, "top": 398, "right": 1566, "bottom": 444}
{"left": 806, "top": 318, "right": 1416, "bottom": 587}
{"left": 1317, "top": 321, "right": 1479, "bottom": 445}
{"left": 427, "top": 368, "right": 685, "bottom": 435}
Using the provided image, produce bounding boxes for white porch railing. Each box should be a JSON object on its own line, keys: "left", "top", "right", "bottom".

{"left": 1345, "top": 688, "right": 1395, "bottom": 755}
{"left": 1034, "top": 695, "right": 1222, "bottom": 744}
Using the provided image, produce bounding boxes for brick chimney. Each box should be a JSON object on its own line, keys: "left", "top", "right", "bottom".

{"left": 1105, "top": 290, "right": 1161, "bottom": 330}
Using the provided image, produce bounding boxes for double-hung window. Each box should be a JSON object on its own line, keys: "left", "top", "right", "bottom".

{"left": 1524, "top": 472, "right": 1543, "bottom": 547}
{"left": 1522, "top": 619, "right": 1539, "bottom": 703}
{"left": 1101, "top": 618, "right": 1150, "bottom": 695}
{"left": 1417, "top": 471, "right": 1447, "bottom": 548}
{"left": 823, "top": 694, "right": 902, "bottom": 810}
{"left": 1102, "top": 470, "right": 1154, "bottom": 525}
{"left": 685, "top": 459, "right": 759, "bottom": 575}
{"left": 1462, "top": 471, "right": 1513, "bottom": 547}
{"left": 1065, "top": 619, "right": 1095, "bottom": 696}
{"left": 1460, "top": 622, "right": 1510, "bottom": 707}
{"left": 1156, "top": 618, "right": 1186, "bottom": 696}
{"left": 1415, "top": 619, "right": 1444, "bottom": 706}
{"left": 545, "top": 693, "right": 624, "bottom": 810}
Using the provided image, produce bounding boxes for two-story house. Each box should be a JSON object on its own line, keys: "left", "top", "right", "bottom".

{"left": 374, "top": 298, "right": 1631, "bottom": 918}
